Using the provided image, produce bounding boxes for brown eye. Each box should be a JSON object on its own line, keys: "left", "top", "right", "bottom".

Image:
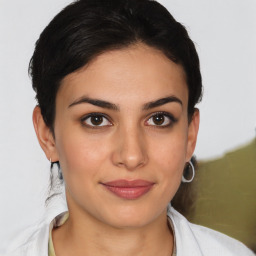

{"left": 82, "top": 114, "right": 112, "bottom": 127}
{"left": 146, "top": 112, "right": 176, "bottom": 127}
{"left": 152, "top": 114, "right": 165, "bottom": 125}
{"left": 90, "top": 115, "right": 103, "bottom": 125}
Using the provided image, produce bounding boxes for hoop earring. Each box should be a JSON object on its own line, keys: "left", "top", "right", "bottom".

{"left": 182, "top": 160, "right": 195, "bottom": 183}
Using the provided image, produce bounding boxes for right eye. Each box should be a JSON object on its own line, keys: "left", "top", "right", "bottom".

{"left": 81, "top": 113, "right": 112, "bottom": 128}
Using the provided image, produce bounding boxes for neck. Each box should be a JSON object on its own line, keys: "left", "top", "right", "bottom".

{"left": 52, "top": 195, "right": 174, "bottom": 256}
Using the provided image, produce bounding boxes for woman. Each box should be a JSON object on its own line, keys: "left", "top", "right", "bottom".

{"left": 7, "top": 0, "right": 254, "bottom": 255}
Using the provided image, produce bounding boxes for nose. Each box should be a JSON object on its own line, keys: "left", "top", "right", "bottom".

{"left": 111, "top": 126, "right": 148, "bottom": 171}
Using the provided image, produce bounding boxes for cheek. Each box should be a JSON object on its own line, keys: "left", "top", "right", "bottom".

{"left": 55, "top": 128, "right": 111, "bottom": 180}
{"left": 150, "top": 126, "right": 188, "bottom": 167}
{"left": 148, "top": 126, "right": 188, "bottom": 196}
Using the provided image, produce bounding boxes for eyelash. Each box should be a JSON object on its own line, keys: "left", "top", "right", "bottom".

{"left": 80, "top": 113, "right": 112, "bottom": 129}
{"left": 80, "top": 111, "right": 177, "bottom": 129}
{"left": 145, "top": 111, "right": 177, "bottom": 128}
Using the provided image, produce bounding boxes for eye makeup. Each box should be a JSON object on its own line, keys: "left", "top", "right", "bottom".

{"left": 80, "top": 110, "right": 178, "bottom": 130}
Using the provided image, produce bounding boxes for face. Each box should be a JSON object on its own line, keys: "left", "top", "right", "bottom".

{"left": 34, "top": 43, "right": 199, "bottom": 228}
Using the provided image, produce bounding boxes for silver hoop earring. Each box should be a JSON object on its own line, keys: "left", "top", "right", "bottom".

{"left": 182, "top": 160, "right": 195, "bottom": 183}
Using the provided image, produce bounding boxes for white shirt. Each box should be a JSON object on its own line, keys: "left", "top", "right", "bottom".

{"left": 5, "top": 203, "right": 255, "bottom": 256}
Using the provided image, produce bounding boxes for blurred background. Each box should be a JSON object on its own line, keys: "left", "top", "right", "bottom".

{"left": 0, "top": 0, "right": 255, "bottom": 253}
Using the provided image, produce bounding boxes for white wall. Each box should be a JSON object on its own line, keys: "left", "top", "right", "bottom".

{"left": 0, "top": 0, "right": 255, "bottom": 252}
{"left": 158, "top": 0, "right": 256, "bottom": 159}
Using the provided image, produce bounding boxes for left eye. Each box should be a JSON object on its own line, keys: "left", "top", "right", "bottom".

{"left": 146, "top": 113, "right": 173, "bottom": 127}
{"left": 82, "top": 114, "right": 112, "bottom": 127}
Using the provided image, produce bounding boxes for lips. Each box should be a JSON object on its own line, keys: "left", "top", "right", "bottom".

{"left": 101, "top": 179, "right": 155, "bottom": 200}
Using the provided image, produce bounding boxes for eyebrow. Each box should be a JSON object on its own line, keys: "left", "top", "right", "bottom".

{"left": 68, "top": 95, "right": 182, "bottom": 111}
{"left": 68, "top": 97, "right": 119, "bottom": 110}
{"left": 142, "top": 96, "right": 183, "bottom": 110}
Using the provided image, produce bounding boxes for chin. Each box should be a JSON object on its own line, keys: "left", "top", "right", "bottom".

{"left": 99, "top": 203, "right": 165, "bottom": 229}
{"left": 106, "top": 216, "right": 151, "bottom": 229}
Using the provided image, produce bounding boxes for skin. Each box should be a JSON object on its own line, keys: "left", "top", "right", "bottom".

{"left": 33, "top": 43, "right": 199, "bottom": 256}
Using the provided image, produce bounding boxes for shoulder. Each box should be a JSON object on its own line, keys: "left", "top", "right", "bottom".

{"left": 168, "top": 206, "right": 255, "bottom": 256}
{"left": 188, "top": 222, "right": 255, "bottom": 255}
{"left": 4, "top": 221, "right": 49, "bottom": 256}
{"left": 5, "top": 202, "right": 68, "bottom": 256}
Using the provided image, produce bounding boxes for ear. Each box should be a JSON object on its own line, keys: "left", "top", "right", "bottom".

{"left": 32, "top": 106, "right": 59, "bottom": 162}
{"left": 186, "top": 109, "right": 200, "bottom": 162}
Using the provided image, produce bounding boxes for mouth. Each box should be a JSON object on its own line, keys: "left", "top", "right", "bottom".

{"left": 100, "top": 179, "right": 155, "bottom": 200}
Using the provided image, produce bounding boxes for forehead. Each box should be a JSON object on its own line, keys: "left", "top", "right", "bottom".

{"left": 58, "top": 43, "right": 188, "bottom": 108}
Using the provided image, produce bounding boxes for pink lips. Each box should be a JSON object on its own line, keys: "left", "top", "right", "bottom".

{"left": 101, "top": 179, "right": 154, "bottom": 200}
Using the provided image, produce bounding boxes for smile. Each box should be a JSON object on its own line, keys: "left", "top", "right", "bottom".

{"left": 101, "top": 179, "right": 155, "bottom": 200}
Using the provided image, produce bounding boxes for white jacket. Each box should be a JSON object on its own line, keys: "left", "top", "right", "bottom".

{"left": 5, "top": 203, "right": 255, "bottom": 256}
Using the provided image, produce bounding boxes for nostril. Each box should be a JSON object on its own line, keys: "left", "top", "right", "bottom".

{"left": 111, "top": 128, "right": 148, "bottom": 170}
{"left": 114, "top": 150, "right": 148, "bottom": 171}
